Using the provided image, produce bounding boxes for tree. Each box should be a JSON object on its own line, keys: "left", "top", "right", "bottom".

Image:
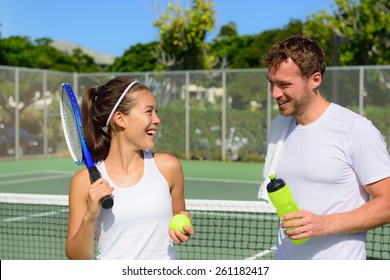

{"left": 60, "top": 48, "right": 100, "bottom": 72}
{"left": 216, "top": 21, "right": 238, "bottom": 39}
{"left": 208, "top": 20, "right": 304, "bottom": 110}
{"left": 0, "top": 36, "right": 100, "bottom": 72}
{"left": 109, "top": 42, "right": 159, "bottom": 72}
{"left": 0, "top": 36, "right": 36, "bottom": 67}
{"left": 304, "top": 0, "right": 390, "bottom": 66}
{"left": 209, "top": 19, "right": 304, "bottom": 70}
{"left": 0, "top": 36, "right": 100, "bottom": 128}
{"left": 303, "top": 0, "right": 390, "bottom": 106}
{"left": 153, "top": 0, "right": 216, "bottom": 70}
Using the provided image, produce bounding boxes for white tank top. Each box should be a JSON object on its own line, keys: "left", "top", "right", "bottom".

{"left": 94, "top": 150, "right": 176, "bottom": 260}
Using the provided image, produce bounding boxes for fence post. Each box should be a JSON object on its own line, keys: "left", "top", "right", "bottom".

{"left": 266, "top": 81, "right": 271, "bottom": 140}
{"left": 14, "top": 67, "right": 20, "bottom": 159}
{"left": 359, "top": 67, "right": 364, "bottom": 115}
{"left": 185, "top": 71, "right": 190, "bottom": 160}
{"left": 221, "top": 69, "right": 227, "bottom": 161}
{"left": 42, "top": 70, "right": 48, "bottom": 155}
{"left": 73, "top": 72, "right": 78, "bottom": 96}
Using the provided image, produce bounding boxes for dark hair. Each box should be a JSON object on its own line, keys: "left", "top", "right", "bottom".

{"left": 82, "top": 76, "right": 149, "bottom": 162}
{"left": 264, "top": 35, "right": 326, "bottom": 79}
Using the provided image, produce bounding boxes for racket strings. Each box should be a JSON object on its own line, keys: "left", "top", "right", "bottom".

{"left": 60, "top": 87, "right": 83, "bottom": 164}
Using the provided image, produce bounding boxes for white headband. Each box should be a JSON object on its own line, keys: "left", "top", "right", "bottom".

{"left": 105, "top": 80, "right": 138, "bottom": 127}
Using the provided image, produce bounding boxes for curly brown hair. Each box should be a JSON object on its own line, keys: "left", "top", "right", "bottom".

{"left": 264, "top": 35, "right": 326, "bottom": 79}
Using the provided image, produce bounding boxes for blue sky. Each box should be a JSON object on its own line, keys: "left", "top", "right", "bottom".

{"left": 0, "top": 0, "right": 335, "bottom": 57}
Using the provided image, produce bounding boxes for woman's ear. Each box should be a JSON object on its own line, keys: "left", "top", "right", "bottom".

{"left": 112, "top": 112, "right": 126, "bottom": 129}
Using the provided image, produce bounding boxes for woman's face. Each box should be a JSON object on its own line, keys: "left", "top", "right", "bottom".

{"left": 122, "top": 89, "right": 160, "bottom": 151}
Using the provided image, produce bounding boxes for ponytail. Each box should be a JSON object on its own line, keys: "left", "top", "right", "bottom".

{"left": 81, "top": 88, "right": 110, "bottom": 162}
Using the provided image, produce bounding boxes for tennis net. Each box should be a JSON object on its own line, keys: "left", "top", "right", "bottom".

{"left": 0, "top": 193, "right": 389, "bottom": 260}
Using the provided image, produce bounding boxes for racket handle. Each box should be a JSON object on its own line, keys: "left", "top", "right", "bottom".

{"left": 88, "top": 166, "right": 102, "bottom": 183}
{"left": 88, "top": 166, "right": 114, "bottom": 209}
{"left": 100, "top": 195, "right": 114, "bottom": 209}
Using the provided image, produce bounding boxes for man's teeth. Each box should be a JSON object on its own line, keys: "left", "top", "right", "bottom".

{"left": 147, "top": 130, "right": 156, "bottom": 135}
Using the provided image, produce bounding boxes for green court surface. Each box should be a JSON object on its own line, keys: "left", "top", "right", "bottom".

{"left": 0, "top": 157, "right": 269, "bottom": 260}
{"left": 1, "top": 157, "right": 388, "bottom": 260}
{"left": 0, "top": 157, "right": 264, "bottom": 200}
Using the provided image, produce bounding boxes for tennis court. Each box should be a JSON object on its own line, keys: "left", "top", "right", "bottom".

{"left": 0, "top": 158, "right": 388, "bottom": 260}
{"left": 0, "top": 158, "right": 262, "bottom": 199}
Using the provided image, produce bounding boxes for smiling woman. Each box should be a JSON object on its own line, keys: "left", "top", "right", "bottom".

{"left": 64, "top": 76, "right": 194, "bottom": 260}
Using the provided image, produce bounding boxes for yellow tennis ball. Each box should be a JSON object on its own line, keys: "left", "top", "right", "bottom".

{"left": 170, "top": 214, "right": 192, "bottom": 234}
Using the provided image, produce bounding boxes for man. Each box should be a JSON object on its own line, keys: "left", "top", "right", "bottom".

{"left": 259, "top": 35, "right": 390, "bottom": 259}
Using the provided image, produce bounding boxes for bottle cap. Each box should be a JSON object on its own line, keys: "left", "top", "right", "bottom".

{"left": 266, "top": 175, "right": 286, "bottom": 192}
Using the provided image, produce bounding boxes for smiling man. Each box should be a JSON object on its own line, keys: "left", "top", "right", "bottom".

{"left": 260, "top": 35, "right": 390, "bottom": 260}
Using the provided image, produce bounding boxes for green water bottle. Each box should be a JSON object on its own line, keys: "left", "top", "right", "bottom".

{"left": 266, "top": 175, "right": 309, "bottom": 244}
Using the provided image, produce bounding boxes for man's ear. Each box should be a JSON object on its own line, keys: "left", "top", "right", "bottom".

{"left": 311, "top": 72, "right": 322, "bottom": 90}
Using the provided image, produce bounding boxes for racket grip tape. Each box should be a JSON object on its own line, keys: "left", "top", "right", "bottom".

{"left": 88, "top": 166, "right": 114, "bottom": 209}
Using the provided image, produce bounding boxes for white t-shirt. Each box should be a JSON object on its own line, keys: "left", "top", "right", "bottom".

{"left": 274, "top": 103, "right": 390, "bottom": 259}
{"left": 94, "top": 150, "right": 176, "bottom": 260}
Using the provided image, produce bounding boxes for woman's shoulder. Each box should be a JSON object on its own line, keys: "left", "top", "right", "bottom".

{"left": 71, "top": 167, "right": 90, "bottom": 185}
{"left": 153, "top": 152, "right": 182, "bottom": 171}
{"left": 153, "top": 152, "right": 180, "bottom": 163}
{"left": 68, "top": 167, "right": 91, "bottom": 201}
{"left": 153, "top": 152, "right": 184, "bottom": 188}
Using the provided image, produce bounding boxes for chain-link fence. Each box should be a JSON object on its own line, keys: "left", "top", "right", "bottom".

{"left": 0, "top": 65, "right": 389, "bottom": 161}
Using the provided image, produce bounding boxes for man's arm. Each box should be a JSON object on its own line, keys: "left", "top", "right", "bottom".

{"left": 280, "top": 176, "right": 390, "bottom": 240}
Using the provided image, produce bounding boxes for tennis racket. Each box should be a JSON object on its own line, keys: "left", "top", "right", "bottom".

{"left": 59, "top": 83, "right": 114, "bottom": 209}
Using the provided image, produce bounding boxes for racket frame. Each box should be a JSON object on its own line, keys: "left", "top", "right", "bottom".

{"left": 60, "top": 83, "right": 113, "bottom": 209}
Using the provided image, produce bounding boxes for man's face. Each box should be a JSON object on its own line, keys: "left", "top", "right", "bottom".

{"left": 267, "top": 58, "right": 313, "bottom": 118}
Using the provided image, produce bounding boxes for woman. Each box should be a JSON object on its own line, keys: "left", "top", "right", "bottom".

{"left": 65, "top": 76, "right": 193, "bottom": 260}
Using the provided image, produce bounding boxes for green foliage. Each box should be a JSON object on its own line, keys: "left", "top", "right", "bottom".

{"left": 109, "top": 42, "right": 160, "bottom": 72}
{"left": 210, "top": 20, "right": 304, "bottom": 69}
{"left": 67, "top": 48, "right": 100, "bottom": 73}
{"left": 1, "top": 0, "right": 388, "bottom": 72}
{"left": 0, "top": 36, "right": 100, "bottom": 72}
{"left": 304, "top": 0, "right": 390, "bottom": 65}
{"left": 0, "top": 69, "right": 44, "bottom": 126}
{"left": 0, "top": 36, "right": 35, "bottom": 67}
{"left": 0, "top": 51, "right": 83, "bottom": 131}
{"left": 154, "top": 103, "right": 186, "bottom": 158}
{"left": 154, "top": 102, "right": 267, "bottom": 162}
{"left": 364, "top": 69, "right": 390, "bottom": 106}
{"left": 217, "top": 22, "right": 238, "bottom": 39}
{"left": 153, "top": 0, "right": 216, "bottom": 70}
{"left": 1, "top": 0, "right": 389, "bottom": 163}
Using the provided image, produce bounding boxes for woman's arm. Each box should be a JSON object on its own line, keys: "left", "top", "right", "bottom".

{"left": 154, "top": 153, "right": 194, "bottom": 243}
{"left": 65, "top": 168, "right": 112, "bottom": 259}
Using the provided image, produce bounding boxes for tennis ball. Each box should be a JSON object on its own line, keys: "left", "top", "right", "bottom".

{"left": 170, "top": 214, "right": 192, "bottom": 234}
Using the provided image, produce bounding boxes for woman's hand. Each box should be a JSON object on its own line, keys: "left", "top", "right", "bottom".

{"left": 168, "top": 211, "right": 195, "bottom": 244}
